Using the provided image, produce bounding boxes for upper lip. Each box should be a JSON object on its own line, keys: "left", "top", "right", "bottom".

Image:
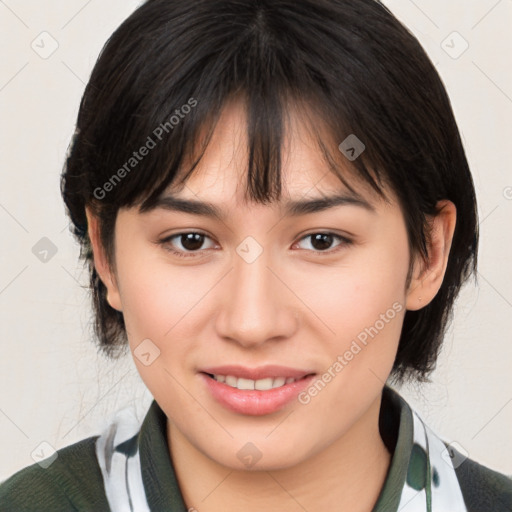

{"left": 200, "top": 365, "right": 316, "bottom": 380}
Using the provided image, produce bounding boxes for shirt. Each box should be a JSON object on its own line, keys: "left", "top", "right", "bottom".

{"left": 1, "top": 385, "right": 511, "bottom": 511}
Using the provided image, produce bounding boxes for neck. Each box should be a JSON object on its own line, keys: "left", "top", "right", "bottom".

{"left": 167, "top": 393, "right": 392, "bottom": 512}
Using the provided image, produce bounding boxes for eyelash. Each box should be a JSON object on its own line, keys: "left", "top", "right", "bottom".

{"left": 157, "top": 231, "right": 353, "bottom": 259}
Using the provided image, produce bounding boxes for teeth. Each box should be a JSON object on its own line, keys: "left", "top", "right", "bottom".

{"left": 272, "top": 377, "right": 286, "bottom": 388}
{"left": 237, "top": 377, "right": 255, "bottom": 390}
{"left": 212, "top": 374, "right": 299, "bottom": 390}
{"left": 225, "top": 375, "right": 237, "bottom": 387}
{"left": 255, "top": 378, "right": 273, "bottom": 390}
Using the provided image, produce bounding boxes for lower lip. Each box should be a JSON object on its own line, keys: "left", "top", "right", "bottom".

{"left": 200, "top": 373, "right": 316, "bottom": 416}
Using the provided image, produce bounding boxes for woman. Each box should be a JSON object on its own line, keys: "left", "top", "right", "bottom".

{"left": 1, "top": 0, "right": 511, "bottom": 510}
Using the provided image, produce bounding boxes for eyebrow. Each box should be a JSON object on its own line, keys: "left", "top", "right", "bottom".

{"left": 148, "top": 192, "right": 375, "bottom": 220}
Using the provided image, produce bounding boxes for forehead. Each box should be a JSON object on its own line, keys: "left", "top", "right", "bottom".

{"left": 166, "top": 97, "right": 387, "bottom": 210}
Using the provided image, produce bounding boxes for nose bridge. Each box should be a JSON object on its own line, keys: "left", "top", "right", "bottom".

{"left": 215, "top": 244, "right": 297, "bottom": 346}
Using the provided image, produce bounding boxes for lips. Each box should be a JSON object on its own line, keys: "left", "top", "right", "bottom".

{"left": 199, "top": 365, "right": 316, "bottom": 415}
{"left": 200, "top": 364, "right": 314, "bottom": 381}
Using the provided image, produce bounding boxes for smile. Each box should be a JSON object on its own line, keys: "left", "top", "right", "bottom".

{"left": 208, "top": 374, "right": 299, "bottom": 391}
{"left": 200, "top": 368, "right": 317, "bottom": 415}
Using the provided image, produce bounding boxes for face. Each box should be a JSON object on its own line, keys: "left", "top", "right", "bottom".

{"left": 98, "top": 99, "right": 419, "bottom": 471}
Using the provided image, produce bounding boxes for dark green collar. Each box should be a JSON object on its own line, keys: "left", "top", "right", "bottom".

{"left": 138, "top": 385, "right": 412, "bottom": 511}
{"left": 373, "top": 385, "right": 414, "bottom": 511}
{"left": 139, "top": 399, "right": 188, "bottom": 510}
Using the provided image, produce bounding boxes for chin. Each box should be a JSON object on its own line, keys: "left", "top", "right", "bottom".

{"left": 202, "top": 438, "right": 312, "bottom": 472}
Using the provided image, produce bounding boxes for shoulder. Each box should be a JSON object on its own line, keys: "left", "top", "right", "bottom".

{"left": 0, "top": 435, "right": 111, "bottom": 511}
{"left": 449, "top": 443, "right": 512, "bottom": 511}
{"left": 386, "top": 386, "right": 512, "bottom": 511}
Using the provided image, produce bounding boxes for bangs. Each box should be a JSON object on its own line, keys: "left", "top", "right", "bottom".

{"left": 135, "top": 92, "right": 388, "bottom": 214}
{"left": 83, "top": 0, "right": 409, "bottom": 219}
{"left": 62, "top": 0, "right": 478, "bottom": 380}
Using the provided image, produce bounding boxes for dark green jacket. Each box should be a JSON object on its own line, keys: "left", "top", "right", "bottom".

{"left": 1, "top": 387, "right": 511, "bottom": 511}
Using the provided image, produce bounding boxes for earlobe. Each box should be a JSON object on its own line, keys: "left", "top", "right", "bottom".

{"left": 85, "top": 208, "right": 123, "bottom": 312}
{"left": 406, "top": 200, "right": 457, "bottom": 311}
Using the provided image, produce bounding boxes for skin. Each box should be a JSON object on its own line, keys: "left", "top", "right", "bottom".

{"left": 87, "top": 98, "right": 456, "bottom": 511}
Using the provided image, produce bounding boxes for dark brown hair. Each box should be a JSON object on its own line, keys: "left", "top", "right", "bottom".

{"left": 61, "top": 0, "right": 478, "bottom": 385}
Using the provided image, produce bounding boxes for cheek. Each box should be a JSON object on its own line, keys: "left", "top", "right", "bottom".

{"left": 118, "top": 270, "right": 171, "bottom": 341}
{"left": 294, "top": 230, "right": 410, "bottom": 375}
{"left": 113, "top": 245, "right": 180, "bottom": 344}
{"left": 114, "top": 250, "right": 215, "bottom": 364}
{"left": 115, "top": 257, "right": 202, "bottom": 399}
{"left": 299, "top": 246, "right": 408, "bottom": 331}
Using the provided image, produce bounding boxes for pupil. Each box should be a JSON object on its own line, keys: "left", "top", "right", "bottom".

{"left": 182, "top": 233, "right": 204, "bottom": 251}
{"left": 311, "top": 233, "right": 332, "bottom": 251}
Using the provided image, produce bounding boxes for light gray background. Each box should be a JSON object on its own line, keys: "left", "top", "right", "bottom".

{"left": 1, "top": 0, "right": 511, "bottom": 481}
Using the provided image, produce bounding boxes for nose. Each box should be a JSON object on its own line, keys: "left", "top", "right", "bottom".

{"left": 214, "top": 251, "right": 299, "bottom": 348}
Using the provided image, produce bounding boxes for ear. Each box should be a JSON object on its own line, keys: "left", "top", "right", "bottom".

{"left": 85, "top": 207, "right": 123, "bottom": 312}
{"left": 406, "top": 200, "right": 457, "bottom": 311}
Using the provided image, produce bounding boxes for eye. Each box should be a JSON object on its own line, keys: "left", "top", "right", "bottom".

{"left": 159, "top": 231, "right": 217, "bottom": 258}
{"left": 158, "top": 231, "right": 352, "bottom": 258}
{"left": 293, "top": 232, "right": 352, "bottom": 255}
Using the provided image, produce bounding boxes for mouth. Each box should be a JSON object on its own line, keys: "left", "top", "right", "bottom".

{"left": 199, "top": 365, "right": 317, "bottom": 415}
{"left": 204, "top": 373, "right": 312, "bottom": 391}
